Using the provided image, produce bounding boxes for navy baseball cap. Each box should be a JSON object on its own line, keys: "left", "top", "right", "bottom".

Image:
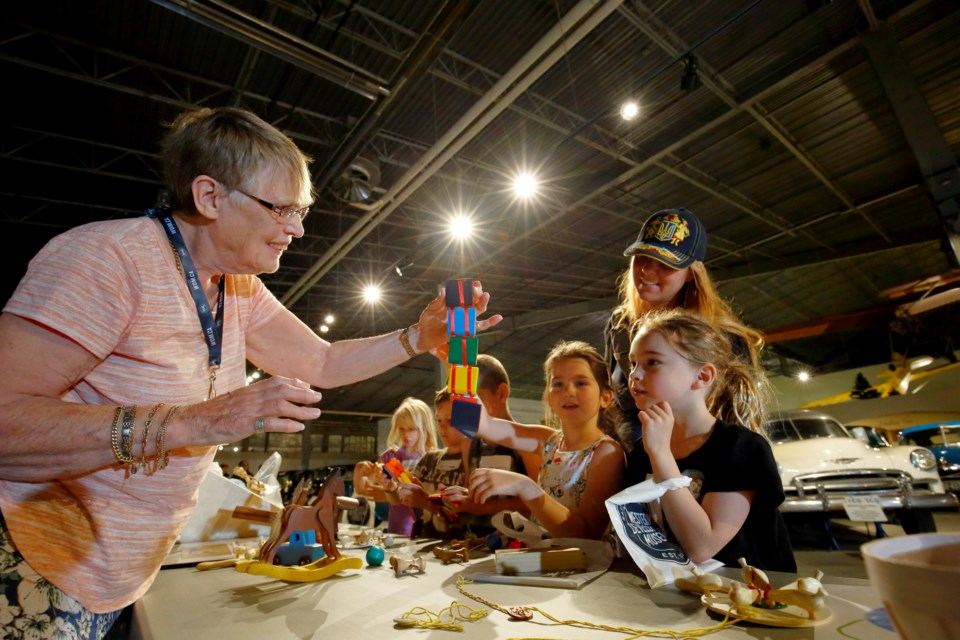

{"left": 623, "top": 208, "right": 707, "bottom": 268}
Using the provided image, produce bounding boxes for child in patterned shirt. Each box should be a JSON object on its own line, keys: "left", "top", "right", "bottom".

{"left": 468, "top": 341, "right": 625, "bottom": 539}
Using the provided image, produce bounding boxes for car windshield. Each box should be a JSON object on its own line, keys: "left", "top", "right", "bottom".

{"left": 847, "top": 425, "right": 891, "bottom": 448}
{"left": 901, "top": 425, "right": 960, "bottom": 448}
{"left": 768, "top": 416, "right": 848, "bottom": 443}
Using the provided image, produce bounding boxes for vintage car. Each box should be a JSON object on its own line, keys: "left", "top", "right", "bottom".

{"left": 898, "top": 421, "right": 960, "bottom": 494}
{"left": 767, "top": 409, "right": 958, "bottom": 533}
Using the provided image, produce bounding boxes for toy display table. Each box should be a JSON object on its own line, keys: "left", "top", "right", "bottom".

{"left": 132, "top": 536, "right": 895, "bottom": 640}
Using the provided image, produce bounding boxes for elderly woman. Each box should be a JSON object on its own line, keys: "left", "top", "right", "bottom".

{"left": 0, "top": 107, "right": 499, "bottom": 638}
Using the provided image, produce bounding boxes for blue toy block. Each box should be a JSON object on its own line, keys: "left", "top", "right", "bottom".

{"left": 444, "top": 278, "right": 474, "bottom": 307}
{"left": 446, "top": 307, "right": 476, "bottom": 336}
{"left": 451, "top": 396, "right": 481, "bottom": 438}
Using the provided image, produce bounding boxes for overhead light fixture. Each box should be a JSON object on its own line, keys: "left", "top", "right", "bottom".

{"left": 448, "top": 214, "right": 474, "bottom": 240}
{"left": 363, "top": 284, "right": 382, "bottom": 304}
{"left": 512, "top": 172, "right": 539, "bottom": 199}
{"left": 619, "top": 100, "right": 640, "bottom": 121}
{"left": 680, "top": 54, "right": 701, "bottom": 92}
{"left": 340, "top": 153, "right": 381, "bottom": 206}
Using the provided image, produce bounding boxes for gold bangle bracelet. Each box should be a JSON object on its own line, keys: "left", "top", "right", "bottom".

{"left": 399, "top": 326, "right": 418, "bottom": 359}
{"left": 110, "top": 405, "right": 135, "bottom": 464}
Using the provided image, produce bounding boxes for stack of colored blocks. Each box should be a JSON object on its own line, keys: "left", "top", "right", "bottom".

{"left": 446, "top": 278, "right": 481, "bottom": 438}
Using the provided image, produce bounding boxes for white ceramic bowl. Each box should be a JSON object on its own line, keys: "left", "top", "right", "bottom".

{"left": 861, "top": 532, "right": 960, "bottom": 640}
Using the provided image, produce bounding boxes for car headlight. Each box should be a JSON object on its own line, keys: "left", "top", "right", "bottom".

{"left": 910, "top": 448, "right": 937, "bottom": 471}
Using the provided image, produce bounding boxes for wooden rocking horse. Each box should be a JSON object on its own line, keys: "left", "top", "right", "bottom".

{"left": 259, "top": 468, "right": 344, "bottom": 565}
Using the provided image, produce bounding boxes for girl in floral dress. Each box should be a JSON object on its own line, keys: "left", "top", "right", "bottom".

{"left": 468, "top": 341, "right": 625, "bottom": 539}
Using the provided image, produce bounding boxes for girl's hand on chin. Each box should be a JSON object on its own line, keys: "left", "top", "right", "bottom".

{"left": 639, "top": 401, "right": 675, "bottom": 456}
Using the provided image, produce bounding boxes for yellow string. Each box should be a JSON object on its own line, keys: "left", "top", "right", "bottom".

{"left": 395, "top": 600, "right": 489, "bottom": 631}
{"left": 455, "top": 576, "right": 740, "bottom": 640}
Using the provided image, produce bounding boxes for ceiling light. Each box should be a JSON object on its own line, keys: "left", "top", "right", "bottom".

{"left": 680, "top": 54, "right": 701, "bottom": 91}
{"left": 512, "top": 172, "right": 538, "bottom": 199}
{"left": 341, "top": 153, "right": 381, "bottom": 205}
{"left": 448, "top": 214, "right": 474, "bottom": 240}
{"left": 796, "top": 370, "right": 811, "bottom": 382}
{"left": 347, "top": 179, "right": 373, "bottom": 203}
{"left": 619, "top": 100, "right": 640, "bottom": 121}
{"left": 319, "top": 324, "right": 330, "bottom": 333}
{"left": 363, "top": 284, "right": 382, "bottom": 303}
{"left": 324, "top": 314, "right": 335, "bottom": 324}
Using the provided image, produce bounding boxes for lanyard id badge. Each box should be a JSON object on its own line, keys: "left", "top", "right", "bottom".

{"left": 148, "top": 204, "right": 225, "bottom": 399}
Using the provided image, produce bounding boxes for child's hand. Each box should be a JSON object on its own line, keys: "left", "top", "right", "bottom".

{"left": 440, "top": 485, "right": 469, "bottom": 503}
{"left": 396, "top": 481, "right": 429, "bottom": 509}
{"left": 353, "top": 461, "right": 384, "bottom": 496}
{"left": 469, "top": 468, "right": 540, "bottom": 503}
{"left": 639, "top": 401, "right": 675, "bottom": 458}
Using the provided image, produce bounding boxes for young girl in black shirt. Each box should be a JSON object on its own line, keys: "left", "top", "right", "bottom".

{"left": 625, "top": 309, "right": 795, "bottom": 572}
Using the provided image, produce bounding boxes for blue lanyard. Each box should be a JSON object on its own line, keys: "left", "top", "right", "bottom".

{"left": 147, "top": 204, "right": 224, "bottom": 399}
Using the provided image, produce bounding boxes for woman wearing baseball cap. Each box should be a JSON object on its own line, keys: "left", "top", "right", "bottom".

{"left": 604, "top": 208, "right": 764, "bottom": 447}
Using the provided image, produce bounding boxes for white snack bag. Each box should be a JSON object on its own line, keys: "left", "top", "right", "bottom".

{"left": 605, "top": 477, "right": 722, "bottom": 588}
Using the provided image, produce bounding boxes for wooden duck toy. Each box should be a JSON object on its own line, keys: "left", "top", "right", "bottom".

{"left": 765, "top": 570, "right": 830, "bottom": 620}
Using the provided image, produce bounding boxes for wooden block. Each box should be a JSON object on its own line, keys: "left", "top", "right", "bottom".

{"left": 451, "top": 397, "right": 481, "bottom": 438}
{"left": 444, "top": 278, "right": 474, "bottom": 307}
{"left": 446, "top": 307, "right": 477, "bottom": 336}
{"left": 447, "top": 364, "right": 478, "bottom": 396}
{"left": 495, "top": 547, "right": 587, "bottom": 575}
{"left": 448, "top": 336, "right": 479, "bottom": 366}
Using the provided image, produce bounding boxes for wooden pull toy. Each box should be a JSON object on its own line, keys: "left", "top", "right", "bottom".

{"left": 390, "top": 554, "right": 426, "bottom": 577}
{"left": 230, "top": 469, "right": 363, "bottom": 582}
{"left": 432, "top": 536, "right": 485, "bottom": 564}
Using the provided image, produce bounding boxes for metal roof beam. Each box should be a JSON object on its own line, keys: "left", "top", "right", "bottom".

{"left": 860, "top": 22, "right": 960, "bottom": 265}
{"left": 149, "top": 0, "right": 389, "bottom": 100}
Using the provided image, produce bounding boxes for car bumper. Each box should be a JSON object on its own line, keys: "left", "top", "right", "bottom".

{"left": 780, "top": 492, "right": 959, "bottom": 513}
{"left": 942, "top": 478, "right": 960, "bottom": 492}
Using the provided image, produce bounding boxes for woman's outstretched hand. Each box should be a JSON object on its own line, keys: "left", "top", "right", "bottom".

{"left": 415, "top": 280, "right": 502, "bottom": 354}
{"left": 184, "top": 375, "right": 322, "bottom": 446}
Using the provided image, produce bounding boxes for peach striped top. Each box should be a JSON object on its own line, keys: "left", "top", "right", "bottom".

{"left": 0, "top": 217, "right": 283, "bottom": 612}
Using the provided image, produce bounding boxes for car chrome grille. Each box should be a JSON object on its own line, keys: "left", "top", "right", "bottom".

{"left": 786, "top": 469, "right": 928, "bottom": 498}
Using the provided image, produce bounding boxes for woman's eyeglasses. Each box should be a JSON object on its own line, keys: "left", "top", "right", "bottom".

{"left": 235, "top": 189, "right": 311, "bottom": 222}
